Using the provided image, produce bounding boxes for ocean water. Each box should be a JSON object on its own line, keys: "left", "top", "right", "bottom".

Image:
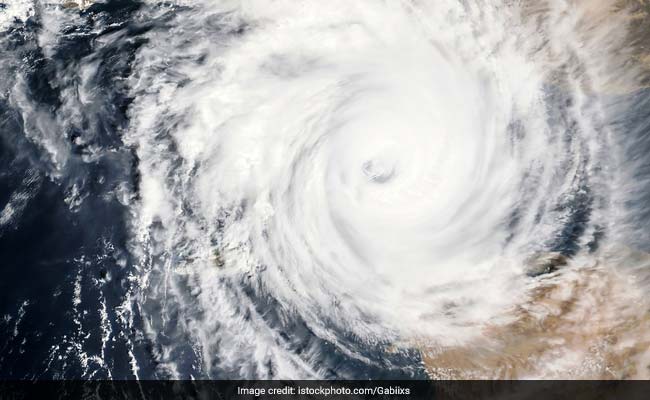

{"left": 1, "top": 0, "right": 650, "bottom": 379}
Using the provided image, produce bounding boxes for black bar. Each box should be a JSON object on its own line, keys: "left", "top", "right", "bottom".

{"left": 0, "top": 380, "right": 648, "bottom": 400}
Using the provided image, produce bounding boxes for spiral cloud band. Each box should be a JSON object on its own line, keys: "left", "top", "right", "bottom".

{"left": 115, "top": 0, "right": 650, "bottom": 379}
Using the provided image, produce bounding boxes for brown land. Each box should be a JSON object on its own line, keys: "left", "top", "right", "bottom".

{"left": 521, "top": 0, "right": 650, "bottom": 93}
{"left": 420, "top": 261, "right": 650, "bottom": 379}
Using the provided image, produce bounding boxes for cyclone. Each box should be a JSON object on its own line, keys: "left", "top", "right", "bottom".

{"left": 1, "top": 0, "right": 650, "bottom": 380}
